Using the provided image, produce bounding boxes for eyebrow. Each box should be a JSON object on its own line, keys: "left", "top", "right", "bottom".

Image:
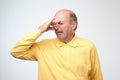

{"left": 53, "top": 21, "right": 64, "bottom": 24}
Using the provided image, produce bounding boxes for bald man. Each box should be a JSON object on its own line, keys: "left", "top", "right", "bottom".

{"left": 11, "top": 9, "right": 103, "bottom": 80}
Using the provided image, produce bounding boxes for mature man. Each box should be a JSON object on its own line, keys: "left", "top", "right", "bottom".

{"left": 11, "top": 9, "right": 103, "bottom": 80}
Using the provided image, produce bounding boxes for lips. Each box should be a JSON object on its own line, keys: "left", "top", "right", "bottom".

{"left": 55, "top": 30, "right": 63, "bottom": 34}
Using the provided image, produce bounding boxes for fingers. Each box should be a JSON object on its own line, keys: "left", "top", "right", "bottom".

{"left": 46, "top": 18, "right": 56, "bottom": 31}
{"left": 48, "top": 26, "right": 55, "bottom": 30}
{"left": 38, "top": 18, "right": 55, "bottom": 33}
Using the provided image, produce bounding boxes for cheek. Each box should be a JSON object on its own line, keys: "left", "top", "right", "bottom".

{"left": 66, "top": 27, "right": 73, "bottom": 33}
{"left": 61, "top": 24, "right": 72, "bottom": 34}
{"left": 62, "top": 28, "right": 69, "bottom": 35}
{"left": 62, "top": 25, "right": 69, "bottom": 31}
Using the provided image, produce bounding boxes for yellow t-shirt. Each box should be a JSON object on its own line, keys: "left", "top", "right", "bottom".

{"left": 11, "top": 29, "right": 102, "bottom": 80}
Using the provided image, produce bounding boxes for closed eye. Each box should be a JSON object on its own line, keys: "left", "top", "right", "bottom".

{"left": 57, "top": 21, "right": 64, "bottom": 25}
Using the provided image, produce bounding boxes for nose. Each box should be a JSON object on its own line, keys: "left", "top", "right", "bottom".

{"left": 53, "top": 22, "right": 59, "bottom": 30}
{"left": 54, "top": 25, "right": 59, "bottom": 30}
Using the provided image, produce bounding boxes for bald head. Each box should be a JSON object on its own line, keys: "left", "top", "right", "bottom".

{"left": 55, "top": 9, "right": 74, "bottom": 14}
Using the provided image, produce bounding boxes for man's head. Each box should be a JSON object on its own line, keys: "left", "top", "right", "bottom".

{"left": 52, "top": 9, "right": 78, "bottom": 43}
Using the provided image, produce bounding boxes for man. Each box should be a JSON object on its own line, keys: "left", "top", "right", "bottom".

{"left": 10, "top": 9, "right": 103, "bottom": 80}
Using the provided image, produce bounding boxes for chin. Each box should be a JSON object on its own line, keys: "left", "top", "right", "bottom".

{"left": 57, "top": 36, "right": 66, "bottom": 42}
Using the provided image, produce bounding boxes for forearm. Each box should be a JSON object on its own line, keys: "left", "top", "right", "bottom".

{"left": 10, "top": 29, "right": 41, "bottom": 60}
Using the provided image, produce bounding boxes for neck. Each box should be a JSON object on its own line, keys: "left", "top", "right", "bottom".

{"left": 61, "top": 34, "right": 75, "bottom": 43}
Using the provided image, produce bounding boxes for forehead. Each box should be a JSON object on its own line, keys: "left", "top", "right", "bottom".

{"left": 53, "top": 11, "right": 70, "bottom": 22}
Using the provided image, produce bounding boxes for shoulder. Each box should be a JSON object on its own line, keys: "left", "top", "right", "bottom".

{"left": 36, "top": 38, "right": 56, "bottom": 46}
{"left": 76, "top": 36, "right": 95, "bottom": 48}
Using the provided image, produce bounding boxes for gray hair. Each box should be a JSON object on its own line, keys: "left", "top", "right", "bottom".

{"left": 70, "top": 12, "right": 78, "bottom": 30}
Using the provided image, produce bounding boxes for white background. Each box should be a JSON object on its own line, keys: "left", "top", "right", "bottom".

{"left": 0, "top": 0, "right": 120, "bottom": 80}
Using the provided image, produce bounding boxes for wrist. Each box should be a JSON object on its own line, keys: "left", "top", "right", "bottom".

{"left": 38, "top": 26, "right": 44, "bottom": 33}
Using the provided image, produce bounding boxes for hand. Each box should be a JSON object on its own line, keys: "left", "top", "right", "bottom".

{"left": 38, "top": 20, "right": 55, "bottom": 33}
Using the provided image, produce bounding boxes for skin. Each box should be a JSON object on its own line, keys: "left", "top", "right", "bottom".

{"left": 38, "top": 9, "right": 77, "bottom": 43}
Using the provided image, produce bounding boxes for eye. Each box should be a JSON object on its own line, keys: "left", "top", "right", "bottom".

{"left": 52, "top": 21, "right": 64, "bottom": 26}
{"left": 58, "top": 21, "right": 64, "bottom": 25}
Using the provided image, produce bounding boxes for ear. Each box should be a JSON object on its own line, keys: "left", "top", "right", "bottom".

{"left": 72, "top": 22, "right": 77, "bottom": 31}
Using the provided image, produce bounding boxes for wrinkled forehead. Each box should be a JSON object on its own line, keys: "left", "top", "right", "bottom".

{"left": 53, "top": 12, "right": 70, "bottom": 23}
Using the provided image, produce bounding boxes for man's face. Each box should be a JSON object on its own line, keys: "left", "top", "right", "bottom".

{"left": 52, "top": 11, "right": 76, "bottom": 43}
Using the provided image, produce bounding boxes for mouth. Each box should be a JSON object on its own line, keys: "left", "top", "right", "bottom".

{"left": 55, "top": 30, "right": 63, "bottom": 35}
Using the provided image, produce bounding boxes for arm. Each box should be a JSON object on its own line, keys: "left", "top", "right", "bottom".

{"left": 10, "top": 29, "right": 41, "bottom": 60}
{"left": 10, "top": 20, "right": 54, "bottom": 60}
{"left": 89, "top": 44, "right": 103, "bottom": 80}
